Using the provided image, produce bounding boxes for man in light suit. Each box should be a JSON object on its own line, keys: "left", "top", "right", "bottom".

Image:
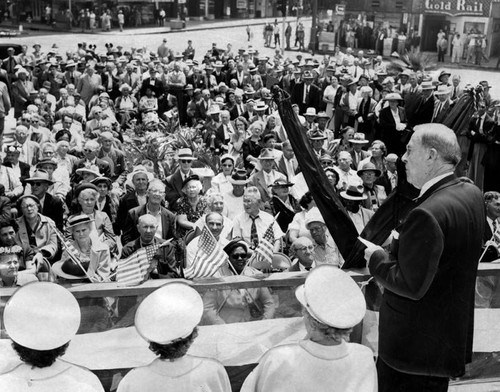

{"left": 363, "top": 124, "right": 485, "bottom": 391}
{"left": 249, "top": 148, "right": 286, "bottom": 203}
{"left": 13, "top": 125, "right": 39, "bottom": 167}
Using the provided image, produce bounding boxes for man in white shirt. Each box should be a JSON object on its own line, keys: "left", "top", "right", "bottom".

{"left": 339, "top": 180, "right": 374, "bottom": 234}
{"left": 334, "top": 151, "right": 360, "bottom": 191}
{"left": 231, "top": 186, "right": 284, "bottom": 252}
{"left": 223, "top": 170, "right": 247, "bottom": 220}
{"left": 249, "top": 148, "right": 286, "bottom": 203}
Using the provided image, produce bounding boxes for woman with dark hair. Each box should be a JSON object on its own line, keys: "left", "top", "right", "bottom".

{"left": 358, "top": 139, "right": 387, "bottom": 174}
{"left": 324, "top": 166, "right": 340, "bottom": 189}
{"left": 117, "top": 282, "right": 231, "bottom": 391}
{"left": 91, "top": 176, "right": 117, "bottom": 223}
{"left": 0, "top": 282, "right": 104, "bottom": 391}
{"left": 267, "top": 179, "right": 300, "bottom": 233}
{"left": 242, "top": 120, "right": 265, "bottom": 170}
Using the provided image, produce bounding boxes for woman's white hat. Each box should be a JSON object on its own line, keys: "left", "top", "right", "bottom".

{"left": 295, "top": 265, "right": 366, "bottom": 329}
{"left": 135, "top": 282, "right": 203, "bottom": 344}
{"left": 4, "top": 282, "right": 81, "bottom": 350}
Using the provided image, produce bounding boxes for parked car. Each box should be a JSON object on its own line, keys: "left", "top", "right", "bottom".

{"left": 0, "top": 42, "right": 23, "bottom": 59}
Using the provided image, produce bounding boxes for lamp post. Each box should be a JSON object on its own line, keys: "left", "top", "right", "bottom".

{"left": 307, "top": 0, "right": 317, "bottom": 53}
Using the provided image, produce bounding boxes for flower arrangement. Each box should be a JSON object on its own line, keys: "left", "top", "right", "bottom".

{"left": 0, "top": 245, "right": 23, "bottom": 255}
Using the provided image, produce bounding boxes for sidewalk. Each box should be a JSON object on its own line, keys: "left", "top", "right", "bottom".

{"left": 0, "top": 16, "right": 310, "bottom": 37}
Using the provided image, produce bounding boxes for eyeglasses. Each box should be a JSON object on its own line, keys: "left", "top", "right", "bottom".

{"left": 22, "top": 204, "right": 38, "bottom": 209}
{"left": 83, "top": 149, "right": 94, "bottom": 153}
{"left": 180, "top": 160, "right": 192, "bottom": 164}
{"left": 231, "top": 253, "right": 247, "bottom": 259}
{"left": 296, "top": 245, "right": 314, "bottom": 251}
{"left": 32, "top": 182, "right": 46, "bottom": 187}
{"left": 149, "top": 190, "right": 165, "bottom": 195}
{"left": 222, "top": 164, "right": 233, "bottom": 167}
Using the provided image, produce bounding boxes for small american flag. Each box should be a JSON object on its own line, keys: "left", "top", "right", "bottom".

{"left": 184, "top": 226, "right": 228, "bottom": 279}
{"left": 116, "top": 243, "right": 160, "bottom": 286}
{"left": 53, "top": 226, "right": 94, "bottom": 281}
{"left": 253, "top": 222, "right": 275, "bottom": 265}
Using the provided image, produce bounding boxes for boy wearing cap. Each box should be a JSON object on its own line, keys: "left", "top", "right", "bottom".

{"left": 241, "top": 266, "right": 376, "bottom": 391}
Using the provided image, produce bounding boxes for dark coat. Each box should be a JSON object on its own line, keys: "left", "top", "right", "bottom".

{"left": 378, "top": 106, "right": 409, "bottom": 156}
{"left": 41, "top": 193, "right": 64, "bottom": 231}
{"left": 165, "top": 168, "right": 193, "bottom": 207}
{"left": 482, "top": 123, "right": 500, "bottom": 192}
{"left": 122, "top": 204, "right": 177, "bottom": 245}
{"left": 369, "top": 175, "right": 485, "bottom": 377}
{"left": 114, "top": 191, "right": 140, "bottom": 234}
{"left": 414, "top": 95, "right": 435, "bottom": 125}
{"left": 292, "top": 82, "right": 322, "bottom": 114}
{"left": 268, "top": 195, "right": 300, "bottom": 232}
{"left": 467, "top": 114, "right": 495, "bottom": 161}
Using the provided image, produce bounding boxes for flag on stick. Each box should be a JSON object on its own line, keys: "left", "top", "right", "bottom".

{"left": 116, "top": 243, "right": 163, "bottom": 286}
{"left": 184, "top": 226, "right": 228, "bottom": 279}
{"left": 253, "top": 221, "right": 275, "bottom": 265}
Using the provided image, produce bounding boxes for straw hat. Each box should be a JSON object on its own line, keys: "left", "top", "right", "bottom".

{"left": 340, "top": 181, "right": 367, "bottom": 201}
{"left": 4, "top": 282, "right": 81, "bottom": 350}
{"left": 135, "top": 282, "right": 203, "bottom": 344}
{"left": 384, "top": 93, "right": 403, "bottom": 101}
{"left": 126, "top": 165, "right": 154, "bottom": 183}
{"left": 349, "top": 133, "right": 369, "bottom": 144}
{"left": 309, "top": 130, "right": 327, "bottom": 140}
{"left": 420, "top": 81, "right": 435, "bottom": 91}
{"left": 76, "top": 165, "right": 101, "bottom": 178}
{"left": 177, "top": 148, "right": 196, "bottom": 161}
{"left": 25, "top": 169, "right": 54, "bottom": 185}
{"left": 269, "top": 178, "right": 294, "bottom": 188}
{"left": 434, "top": 85, "right": 450, "bottom": 96}
{"left": 295, "top": 265, "right": 366, "bottom": 329}
{"left": 258, "top": 148, "right": 276, "bottom": 160}
{"left": 304, "top": 207, "right": 325, "bottom": 228}
{"left": 229, "top": 169, "right": 249, "bottom": 185}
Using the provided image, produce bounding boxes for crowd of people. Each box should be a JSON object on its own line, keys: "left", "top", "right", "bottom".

{"left": 0, "top": 36, "right": 498, "bottom": 391}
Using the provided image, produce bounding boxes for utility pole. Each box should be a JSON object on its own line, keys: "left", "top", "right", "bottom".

{"left": 308, "top": 0, "right": 317, "bottom": 52}
{"left": 281, "top": 0, "right": 287, "bottom": 55}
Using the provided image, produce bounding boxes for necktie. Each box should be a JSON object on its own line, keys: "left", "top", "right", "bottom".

{"left": 494, "top": 220, "right": 498, "bottom": 234}
{"left": 250, "top": 216, "right": 259, "bottom": 249}
{"left": 452, "top": 87, "right": 457, "bottom": 100}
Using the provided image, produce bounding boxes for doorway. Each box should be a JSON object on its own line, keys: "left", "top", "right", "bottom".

{"left": 421, "top": 16, "right": 450, "bottom": 51}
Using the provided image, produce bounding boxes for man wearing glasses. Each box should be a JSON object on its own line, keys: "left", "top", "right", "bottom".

{"left": 289, "top": 237, "right": 316, "bottom": 271}
{"left": 165, "top": 148, "right": 195, "bottom": 206}
{"left": 72, "top": 139, "right": 111, "bottom": 182}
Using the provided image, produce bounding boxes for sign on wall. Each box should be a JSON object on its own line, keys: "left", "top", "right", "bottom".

{"left": 423, "top": 0, "right": 491, "bottom": 17}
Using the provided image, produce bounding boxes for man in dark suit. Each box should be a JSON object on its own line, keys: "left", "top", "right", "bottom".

{"left": 11, "top": 68, "right": 35, "bottom": 118}
{"left": 292, "top": 71, "right": 321, "bottom": 115}
{"left": 414, "top": 81, "right": 436, "bottom": 125}
{"left": 122, "top": 180, "right": 177, "bottom": 245}
{"left": 24, "top": 169, "right": 64, "bottom": 231}
{"left": 431, "top": 85, "right": 453, "bottom": 124}
{"left": 114, "top": 166, "right": 152, "bottom": 235}
{"left": 139, "top": 67, "right": 165, "bottom": 99}
{"left": 363, "top": 124, "right": 485, "bottom": 391}
{"left": 289, "top": 237, "right": 316, "bottom": 271}
{"left": 165, "top": 148, "right": 195, "bottom": 207}
{"left": 97, "top": 132, "right": 126, "bottom": 181}
{"left": 72, "top": 139, "right": 111, "bottom": 182}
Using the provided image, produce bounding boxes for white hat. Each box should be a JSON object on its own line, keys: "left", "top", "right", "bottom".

{"left": 135, "top": 282, "right": 203, "bottom": 344}
{"left": 295, "top": 265, "right": 366, "bottom": 329}
{"left": 126, "top": 165, "right": 154, "bottom": 183}
{"left": 434, "top": 85, "right": 450, "bottom": 96}
{"left": 4, "top": 282, "right": 81, "bottom": 350}
{"left": 304, "top": 207, "right": 325, "bottom": 228}
{"left": 76, "top": 165, "right": 101, "bottom": 178}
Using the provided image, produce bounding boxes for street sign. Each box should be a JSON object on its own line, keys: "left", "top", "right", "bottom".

{"left": 336, "top": 4, "right": 345, "bottom": 15}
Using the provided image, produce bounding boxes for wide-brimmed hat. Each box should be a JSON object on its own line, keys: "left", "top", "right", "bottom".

{"left": 255, "top": 101, "right": 268, "bottom": 111}
{"left": 36, "top": 158, "right": 58, "bottom": 168}
{"left": 340, "top": 181, "right": 367, "bottom": 200}
{"left": 91, "top": 176, "right": 112, "bottom": 188}
{"left": 319, "top": 154, "right": 334, "bottom": 164}
{"left": 207, "top": 105, "right": 221, "bottom": 115}
{"left": 119, "top": 83, "right": 132, "bottom": 92}
{"left": 229, "top": 169, "right": 249, "bottom": 185}
{"left": 269, "top": 178, "right": 294, "bottom": 188}
{"left": 309, "top": 130, "right": 327, "bottom": 140}
{"left": 437, "top": 70, "right": 451, "bottom": 80}
{"left": 74, "top": 183, "right": 99, "bottom": 199}
{"left": 126, "top": 165, "right": 154, "bottom": 183}
{"left": 302, "top": 71, "right": 314, "bottom": 79}
{"left": 304, "top": 107, "right": 317, "bottom": 117}
{"left": 420, "top": 81, "right": 435, "bottom": 90}
{"left": 258, "top": 148, "right": 276, "bottom": 160}
{"left": 384, "top": 92, "right": 403, "bottom": 101}
{"left": 357, "top": 161, "right": 381, "bottom": 176}
{"left": 220, "top": 153, "right": 235, "bottom": 165}
{"left": 260, "top": 88, "right": 272, "bottom": 100}
{"left": 25, "top": 169, "right": 54, "bottom": 185}
{"left": 76, "top": 165, "right": 101, "bottom": 178}
{"left": 305, "top": 207, "right": 325, "bottom": 228}
{"left": 316, "top": 111, "right": 330, "bottom": 119}
{"left": 135, "top": 282, "right": 203, "bottom": 344}
{"left": 295, "top": 265, "right": 366, "bottom": 328}
{"left": 3, "top": 282, "right": 81, "bottom": 350}
{"left": 349, "top": 132, "right": 369, "bottom": 144}
{"left": 65, "top": 60, "right": 77, "bottom": 69}
{"left": 434, "top": 85, "right": 450, "bottom": 96}
{"left": 177, "top": 148, "right": 196, "bottom": 161}
{"left": 67, "top": 214, "right": 95, "bottom": 229}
